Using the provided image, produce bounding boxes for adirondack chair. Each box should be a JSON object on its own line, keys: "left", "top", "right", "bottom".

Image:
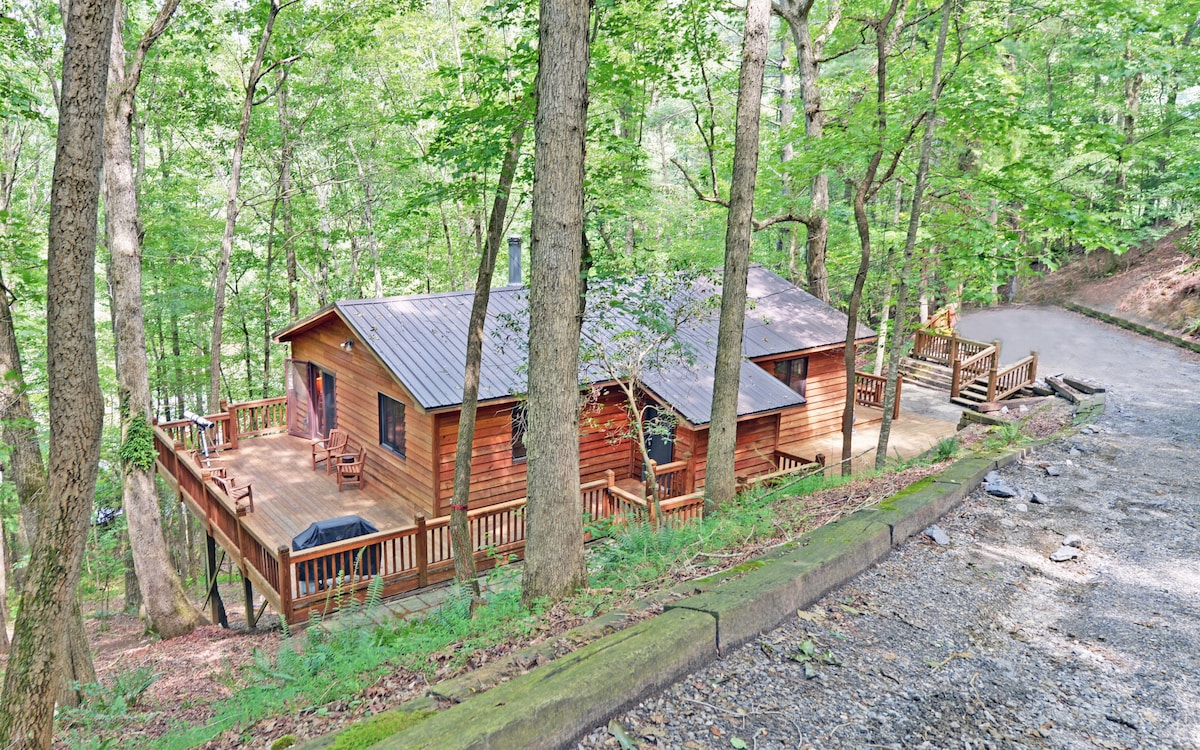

{"left": 336, "top": 449, "right": 366, "bottom": 491}
{"left": 213, "top": 474, "right": 254, "bottom": 515}
{"left": 311, "top": 429, "right": 349, "bottom": 472}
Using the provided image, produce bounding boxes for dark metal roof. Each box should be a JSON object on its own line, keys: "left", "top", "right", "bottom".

{"left": 280, "top": 266, "right": 874, "bottom": 425}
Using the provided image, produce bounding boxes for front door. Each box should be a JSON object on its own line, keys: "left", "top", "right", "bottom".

{"left": 287, "top": 360, "right": 337, "bottom": 439}
{"left": 286, "top": 359, "right": 314, "bottom": 438}
{"left": 642, "top": 403, "right": 675, "bottom": 478}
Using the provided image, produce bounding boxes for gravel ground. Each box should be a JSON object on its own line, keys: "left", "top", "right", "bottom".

{"left": 578, "top": 308, "right": 1200, "bottom": 750}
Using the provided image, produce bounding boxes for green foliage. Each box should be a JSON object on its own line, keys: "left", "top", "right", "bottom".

{"left": 117, "top": 414, "right": 157, "bottom": 472}
{"left": 58, "top": 666, "right": 158, "bottom": 731}
{"left": 930, "top": 436, "right": 961, "bottom": 463}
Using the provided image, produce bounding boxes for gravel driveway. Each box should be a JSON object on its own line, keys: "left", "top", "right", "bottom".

{"left": 578, "top": 307, "right": 1200, "bottom": 750}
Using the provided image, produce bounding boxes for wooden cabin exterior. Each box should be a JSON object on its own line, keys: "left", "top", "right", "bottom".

{"left": 151, "top": 266, "right": 885, "bottom": 626}
{"left": 274, "top": 266, "right": 875, "bottom": 517}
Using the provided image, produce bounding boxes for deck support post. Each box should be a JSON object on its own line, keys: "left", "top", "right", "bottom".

{"left": 206, "top": 532, "right": 229, "bottom": 628}
{"left": 242, "top": 570, "right": 257, "bottom": 629}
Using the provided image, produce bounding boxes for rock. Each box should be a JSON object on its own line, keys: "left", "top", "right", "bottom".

{"left": 984, "top": 481, "right": 1019, "bottom": 498}
{"left": 1069, "top": 447, "right": 1082, "bottom": 457}
{"left": 984, "top": 471, "right": 1001, "bottom": 484}
{"left": 1045, "top": 466, "right": 1062, "bottom": 477}
{"left": 1030, "top": 492, "right": 1050, "bottom": 505}
{"left": 998, "top": 518, "right": 1016, "bottom": 528}
{"left": 925, "top": 525, "right": 951, "bottom": 546}
{"left": 1063, "top": 534, "right": 1084, "bottom": 548}
{"left": 1050, "top": 546, "right": 1081, "bottom": 562}
{"left": 1014, "top": 503, "right": 1028, "bottom": 513}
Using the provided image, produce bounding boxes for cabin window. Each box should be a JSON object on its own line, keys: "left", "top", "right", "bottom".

{"left": 511, "top": 404, "right": 527, "bottom": 462}
{"left": 772, "top": 356, "right": 809, "bottom": 398}
{"left": 378, "top": 393, "right": 406, "bottom": 457}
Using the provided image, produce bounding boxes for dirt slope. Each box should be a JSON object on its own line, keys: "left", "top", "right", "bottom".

{"left": 1019, "top": 224, "right": 1200, "bottom": 340}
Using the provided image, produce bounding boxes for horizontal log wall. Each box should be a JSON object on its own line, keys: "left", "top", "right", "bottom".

{"left": 433, "top": 389, "right": 634, "bottom": 516}
{"left": 763, "top": 348, "right": 849, "bottom": 446}
{"left": 681, "top": 413, "right": 780, "bottom": 489}
{"left": 291, "top": 318, "right": 438, "bottom": 516}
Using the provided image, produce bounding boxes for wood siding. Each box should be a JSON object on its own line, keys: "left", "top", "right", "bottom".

{"left": 758, "top": 347, "right": 849, "bottom": 446}
{"left": 680, "top": 413, "right": 780, "bottom": 489}
{"left": 433, "top": 388, "right": 635, "bottom": 516}
{"left": 291, "top": 318, "right": 438, "bottom": 516}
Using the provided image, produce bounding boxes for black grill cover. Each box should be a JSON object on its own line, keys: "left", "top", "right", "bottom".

{"left": 292, "top": 515, "right": 380, "bottom": 582}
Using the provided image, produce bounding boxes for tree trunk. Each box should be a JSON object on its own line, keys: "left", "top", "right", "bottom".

{"left": 348, "top": 138, "right": 385, "bottom": 298}
{"left": 277, "top": 69, "right": 299, "bottom": 319}
{"left": 775, "top": 0, "right": 841, "bottom": 303}
{"left": 521, "top": 0, "right": 591, "bottom": 608}
{"left": 876, "top": 0, "right": 952, "bottom": 469}
{"left": 841, "top": 0, "right": 902, "bottom": 475}
{"left": 0, "top": 0, "right": 114, "bottom": 743}
{"left": 104, "top": 0, "right": 204, "bottom": 640}
{"left": 450, "top": 118, "right": 525, "bottom": 605}
{"left": 210, "top": 0, "right": 283, "bottom": 412}
{"left": 705, "top": 0, "right": 772, "bottom": 509}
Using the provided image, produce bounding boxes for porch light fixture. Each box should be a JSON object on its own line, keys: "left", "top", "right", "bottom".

{"left": 340, "top": 339, "right": 354, "bottom": 352}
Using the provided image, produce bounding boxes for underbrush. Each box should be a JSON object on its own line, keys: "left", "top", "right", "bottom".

{"left": 59, "top": 425, "right": 1042, "bottom": 749}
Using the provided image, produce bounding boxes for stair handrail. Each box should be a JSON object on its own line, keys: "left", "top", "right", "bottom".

{"left": 951, "top": 340, "right": 999, "bottom": 399}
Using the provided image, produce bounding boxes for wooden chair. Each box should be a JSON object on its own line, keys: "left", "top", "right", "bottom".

{"left": 213, "top": 474, "right": 254, "bottom": 515}
{"left": 336, "top": 450, "right": 366, "bottom": 491}
{"left": 188, "top": 449, "right": 227, "bottom": 481}
{"left": 311, "top": 429, "right": 349, "bottom": 472}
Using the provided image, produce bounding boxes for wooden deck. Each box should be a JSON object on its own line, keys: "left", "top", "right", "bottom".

{"left": 202, "top": 434, "right": 425, "bottom": 552}
{"left": 780, "top": 405, "right": 959, "bottom": 474}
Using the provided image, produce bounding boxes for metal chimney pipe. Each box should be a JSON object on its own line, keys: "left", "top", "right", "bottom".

{"left": 507, "top": 236, "right": 522, "bottom": 286}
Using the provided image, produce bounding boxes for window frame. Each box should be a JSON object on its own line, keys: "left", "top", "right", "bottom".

{"left": 771, "top": 356, "right": 809, "bottom": 399}
{"left": 510, "top": 403, "right": 527, "bottom": 463}
{"left": 378, "top": 393, "right": 406, "bottom": 458}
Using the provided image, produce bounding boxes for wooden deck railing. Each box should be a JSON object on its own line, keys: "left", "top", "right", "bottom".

{"left": 648, "top": 459, "right": 690, "bottom": 500}
{"left": 993, "top": 352, "right": 1038, "bottom": 402}
{"left": 912, "top": 330, "right": 995, "bottom": 367}
{"left": 854, "top": 371, "right": 902, "bottom": 420}
{"left": 950, "top": 342, "right": 999, "bottom": 399}
{"left": 153, "top": 398, "right": 707, "bottom": 624}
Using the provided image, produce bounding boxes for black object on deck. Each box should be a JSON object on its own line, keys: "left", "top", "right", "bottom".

{"left": 292, "top": 515, "right": 380, "bottom": 586}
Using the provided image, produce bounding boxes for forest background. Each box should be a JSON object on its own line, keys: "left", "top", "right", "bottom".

{"left": 0, "top": 0, "right": 1196, "bottom": 715}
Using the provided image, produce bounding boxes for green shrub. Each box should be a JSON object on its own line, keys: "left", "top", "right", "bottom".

{"left": 327, "top": 710, "right": 433, "bottom": 749}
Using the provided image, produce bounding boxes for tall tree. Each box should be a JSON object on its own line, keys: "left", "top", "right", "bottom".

{"left": 773, "top": 0, "right": 841, "bottom": 302}
{"left": 104, "top": 0, "right": 206, "bottom": 638}
{"left": 876, "top": 0, "right": 952, "bottom": 468}
{"left": 450, "top": 118, "right": 525, "bottom": 605}
{"left": 209, "top": 0, "right": 295, "bottom": 412}
{"left": 521, "top": 0, "right": 592, "bottom": 607}
{"left": 840, "top": 0, "right": 906, "bottom": 474}
{"left": 0, "top": 0, "right": 115, "bottom": 743}
{"left": 704, "top": 0, "right": 772, "bottom": 509}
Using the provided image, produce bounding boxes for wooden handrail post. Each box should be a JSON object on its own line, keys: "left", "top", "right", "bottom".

{"left": 224, "top": 400, "right": 240, "bottom": 450}
{"left": 277, "top": 546, "right": 293, "bottom": 625}
{"left": 950, "top": 359, "right": 962, "bottom": 398}
{"left": 416, "top": 515, "right": 428, "bottom": 588}
{"left": 1029, "top": 350, "right": 1039, "bottom": 384}
{"left": 949, "top": 334, "right": 960, "bottom": 366}
{"left": 605, "top": 469, "right": 615, "bottom": 488}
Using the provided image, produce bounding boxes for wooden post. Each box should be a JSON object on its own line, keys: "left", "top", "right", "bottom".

{"left": 950, "top": 359, "right": 962, "bottom": 398}
{"left": 893, "top": 374, "right": 903, "bottom": 421}
{"left": 1029, "top": 350, "right": 1039, "bottom": 384}
{"left": 948, "top": 334, "right": 960, "bottom": 367}
{"left": 416, "top": 515, "right": 428, "bottom": 588}
{"left": 605, "top": 469, "right": 615, "bottom": 488}
{"left": 987, "top": 340, "right": 1001, "bottom": 402}
{"left": 206, "top": 533, "right": 229, "bottom": 629}
{"left": 242, "top": 569, "right": 257, "bottom": 629}
{"left": 277, "top": 546, "right": 292, "bottom": 626}
{"left": 223, "top": 399, "right": 239, "bottom": 450}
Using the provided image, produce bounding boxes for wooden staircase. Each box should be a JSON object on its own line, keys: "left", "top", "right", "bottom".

{"left": 903, "top": 331, "right": 1040, "bottom": 410}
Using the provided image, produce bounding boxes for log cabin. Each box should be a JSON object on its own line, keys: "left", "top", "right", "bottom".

{"left": 272, "top": 265, "right": 876, "bottom": 517}
{"left": 152, "top": 264, "right": 883, "bottom": 625}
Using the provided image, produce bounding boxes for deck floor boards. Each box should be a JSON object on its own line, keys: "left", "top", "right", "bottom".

{"left": 199, "top": 433, "right": 423, "bottom": 551}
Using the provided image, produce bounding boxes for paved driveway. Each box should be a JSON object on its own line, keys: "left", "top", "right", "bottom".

{"left": 579, "top": 306, "right": 1200, "bottom": 749}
